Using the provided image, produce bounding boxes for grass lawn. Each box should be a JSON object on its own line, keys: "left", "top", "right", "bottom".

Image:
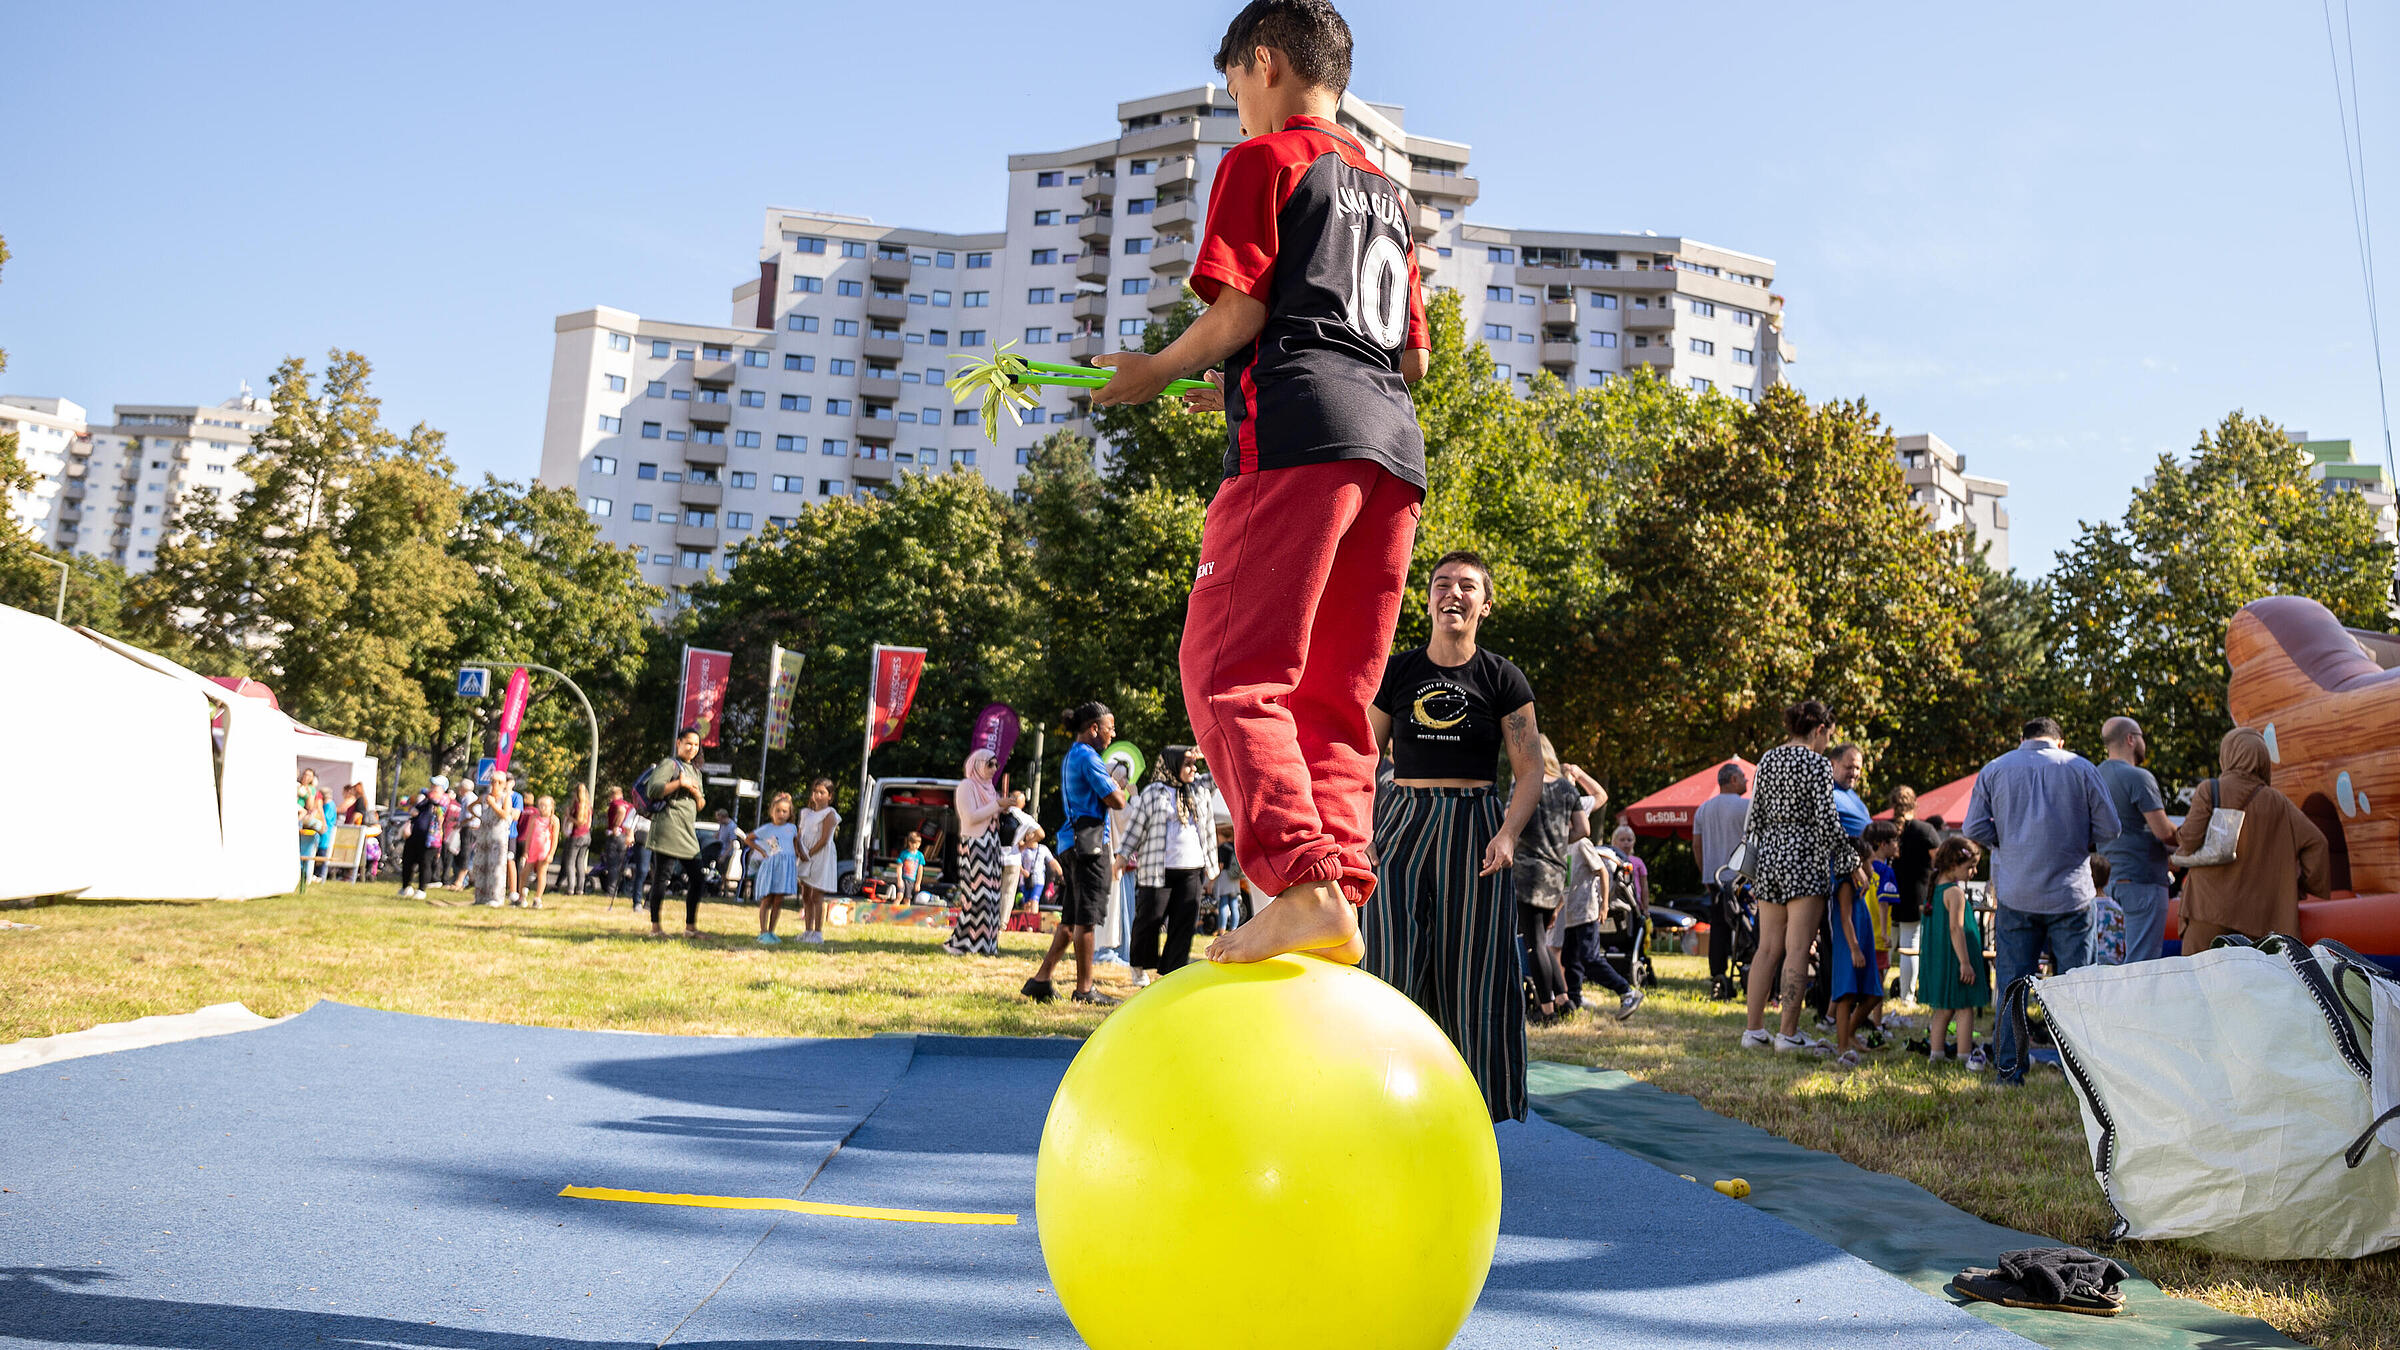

{"left": 4, "top": 881, "right": 2395, "bottom": 1348}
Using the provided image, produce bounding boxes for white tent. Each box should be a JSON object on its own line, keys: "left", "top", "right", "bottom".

{"left": 295, "top": 726, "right": 378, "bottom": 813}
{"left": 0, "top": 608, "right": 305, "bottom": 902}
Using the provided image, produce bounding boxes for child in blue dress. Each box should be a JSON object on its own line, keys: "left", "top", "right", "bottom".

{"left": 749, "top": 792, "right": 799, "bottom": 945}
{"left": 1828, "top": 821, "right": 1898, "bottom": 1065}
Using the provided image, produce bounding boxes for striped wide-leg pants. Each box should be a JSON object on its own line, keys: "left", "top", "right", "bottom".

{"left": 944, "top": 831, "right": 1005, "bottom": 956}
{"left": 1362, "top": 786, "right": 1526, "bottom": 1123}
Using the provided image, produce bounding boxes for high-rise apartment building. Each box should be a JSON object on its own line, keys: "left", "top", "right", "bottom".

{"left": 2293, "top": 433, "right": 2396, "bottom": 543}
{"left": 540, "top": 86, "right": 1791, "bottom": 598}
{"left": 3, "top": 390, "right": 266, "bottom": 572}
{"left": 1895, "top": 432, "right": 2011, "bottom": 571}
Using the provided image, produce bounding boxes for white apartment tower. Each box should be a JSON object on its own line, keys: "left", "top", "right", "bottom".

{"left": 4, "top": 389, "right": 265, "bottom": 572}
{"left": 1895, "top": 432, "right": 2011, "bottom": 571}
{"left": 2, "top": 396, "right": 90, "bottom": 544}
{"left": 540, "top": 86, "right": 1793, "bottom": 598}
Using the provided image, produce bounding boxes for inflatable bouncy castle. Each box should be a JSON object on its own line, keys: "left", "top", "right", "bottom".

{"left": 2220, "top": 595, "right": 2400, "bottom": 967}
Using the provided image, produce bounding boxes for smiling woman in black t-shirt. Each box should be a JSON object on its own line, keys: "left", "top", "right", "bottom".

{"left": 1362, "top": 549, "right": 1546, "bottom": 1124}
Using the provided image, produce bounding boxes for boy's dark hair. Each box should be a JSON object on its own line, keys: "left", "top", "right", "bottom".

{"left": 1067, "top": 701, "right": 1112, "bottom": 733}
{"left": 2089, "top": 854, "right": 2111, "bottom": 892}
{"left": 1215, "top": 0, "right": 1353, "bottom": 93}
{"left": 1430, "top": 549, "right": 1492, "bottom": 590}
{"left": 1862, "top": 820, "right": 1900, "bottom": 850}
{"left": 2023, "top": 716, "right": 2064, "bottom": 741}
{"left": 1783, "top": 699, "right": 1834, "bottom": 737}
{"left": 1932, "top": 835, "right": 1981, "bottom": 875}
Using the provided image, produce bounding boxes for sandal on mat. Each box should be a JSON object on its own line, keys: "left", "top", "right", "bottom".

{"left": 1952, "top": 1247, "right": 2128, "bottom": 1317}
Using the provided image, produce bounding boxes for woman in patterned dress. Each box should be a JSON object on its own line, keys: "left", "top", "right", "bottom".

{"left": 943, "top": 748, "right": 1008, "bottom": 956}
{"left": 1739, "top": 700, "right": 1861, "bottom": 1053}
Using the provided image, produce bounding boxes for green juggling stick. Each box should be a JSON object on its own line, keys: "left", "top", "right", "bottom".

{"left": 947, "top": 344, "right": 1212, "bottom": 441}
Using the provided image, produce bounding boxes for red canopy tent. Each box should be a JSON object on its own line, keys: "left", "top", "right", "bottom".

{"left": 1623, "top": 757, "right": 1755, "bottom": 840}
{"left": 1873, "top": 770, "right": 1978, "bottom": 824}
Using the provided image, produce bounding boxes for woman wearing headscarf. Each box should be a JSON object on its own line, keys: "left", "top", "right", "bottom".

{"left": 2175, "top": 726, "right": 2331, "bottom": 950}
{"left": 942, "top": 748, "right": 1009, "bottom": 957}
{"left": 1117, "top": 746, "right": 1220, "bottom": 984}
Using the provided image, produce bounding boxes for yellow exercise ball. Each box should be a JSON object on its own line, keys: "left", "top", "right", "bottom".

{"left": 1035, "top": 955, "right": 1502, "bottom": 1350}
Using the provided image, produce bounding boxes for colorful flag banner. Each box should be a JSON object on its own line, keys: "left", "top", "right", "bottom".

{"left": 869, "top": 646, "right": 928, "bottom": 750}
{"left": 680, "top": 646, "right": 735, "bottom": 747}
{"left": 971, "top": 702, "right": 1020, "bottom": 770}
{"left": 764, "top": 645, "right": 804, "bottom": 751}
{"left": 492, "top": 667, "right": 530, "bottom": 772}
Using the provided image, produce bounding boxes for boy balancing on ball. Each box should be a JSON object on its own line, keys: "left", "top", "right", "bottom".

{"left": 1090, "top": 0, "right": 1431, "bottom": 967}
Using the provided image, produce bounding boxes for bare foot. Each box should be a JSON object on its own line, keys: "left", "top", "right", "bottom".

{"left": 1207, "top": 880, "right": 1361, "bottom": 965}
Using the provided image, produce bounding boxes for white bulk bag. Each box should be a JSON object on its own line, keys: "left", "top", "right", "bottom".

{"left": 2014, "top": 936, "right": 2400, "bottom": 1260}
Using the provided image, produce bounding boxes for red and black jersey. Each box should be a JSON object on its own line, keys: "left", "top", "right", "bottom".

{"left": 1192, "top": 115, "right": 1430, "bottom": 489}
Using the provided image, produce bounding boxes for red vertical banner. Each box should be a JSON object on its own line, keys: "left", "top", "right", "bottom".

{"left": 680, "top": 646, "right": 735, "bottom": 747}
{"left": 492, "top": 667, "right": 530, "bottom": 772}
{"left": 869, "top": 646, "right": 927, "bottom": 750}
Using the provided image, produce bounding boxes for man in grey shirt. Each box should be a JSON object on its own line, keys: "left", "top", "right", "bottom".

{"left": 1691, "top": 762, "right": 1751, "bottom": 1001}
{"left": 1964, "top": 716, "right": 2120, "bottom": 1085}
{"left": 2097, "top": 716, "right": 2178, "bottom": 964}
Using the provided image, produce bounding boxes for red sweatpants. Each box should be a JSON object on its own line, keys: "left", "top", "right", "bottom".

{"left": 1180, "top": 458, "right": 1421, "bottom": 905}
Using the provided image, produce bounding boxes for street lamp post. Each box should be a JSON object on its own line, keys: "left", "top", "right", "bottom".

{"left": 465, "top": 658, "right": 599, "bottom": 806}
{"left": 26, "top": 552, "right": 67, "bottom": 623}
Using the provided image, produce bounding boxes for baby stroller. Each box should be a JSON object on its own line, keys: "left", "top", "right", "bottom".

{"left": 1715, "top": 866, "right": 1760, "bottom": 998}
{"left": 1595, "top": 858, "right": 1656, "bottom": 989}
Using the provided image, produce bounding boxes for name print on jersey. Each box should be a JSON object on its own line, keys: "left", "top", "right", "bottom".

{"left": 1334, "top": 184, "right": 1407, "bottom": 231}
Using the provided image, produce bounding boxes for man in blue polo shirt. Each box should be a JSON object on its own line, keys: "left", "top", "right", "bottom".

{"left": 1022, "top": 702, "right": 1130, "bottom": 1005}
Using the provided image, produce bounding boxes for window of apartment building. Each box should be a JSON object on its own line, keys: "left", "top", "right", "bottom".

{"left": 605, "top": 374, "right": 626, "bottom": 392}
{"left": 1034, "top": 209, "right": 1060, "bottom": 226}
{"left": 590, "top": 455, "right": 618, "bottom": 475}
{"left": 637, "top": 462, "right": 659, "bottom": 480}
{"left": 819, "top": 479, "right": 847, "bottom": 495}
{"left": 1519, "top": 293, "right": 1536, "bottom": 306}
{"left": 1030, "top": 249, "right": 1058, "bottom": 265}
{"left": 1024, "top": 327, "right": 1052, "bottom": 344}
{"left": 734, "top": 430, "right": 762, "bottom": 447}
{"left": 840, "top": 241, "right": 867, "bottom": 258}
{"left": 928, "top": 330, "right": 949, "bottom": 347}
{"left": 1015, "top": 448, "right": 1033, "bottom": 465}
{"left": 608, "top": 333, "right": 631, "bottom": 352}
{"left": 585, "top": 496, "right": 612, "bottom": 516}
{"left": 1689, "top": 338, "right": 1715, "bottom": 355}
{"left": 931, "top": 290, "right": 951, "bottom": 307}
{"left": 1631, "top": 335, "right": 1650, "bottom": 348}
{"left": 776, "top": 435, "right": 806, "bottom": 452}
{"left": 642, "top": 422, "right": 662, "bottom": 439}
{"left": 1485, "top": 286, "right": 1513, "bottom": 303}
{"left": 676, "top": 347, "right": 695, "bottom": 359}
{"left": 693, "top": 430, "right": 727, "bottom": 445}
{"left": 685, "top": 510, "right": 718, "bottom": 528}
{"left": 694, "top": 388, "right": 727, "bottom": 404}
{"left": 1518, "top": 332, "right": 1534, "bottom": 344}
{"left": 1027, "top": 287, "right": 1055, "bottom": 304}
{"left": 1589, "top": 292, "right": 1617, "bottom": 309}
{"left": 836, "top": 280, "right": 863, "bottom": 297}
{"left": 744, "top": 350, "right": 770, "bottom": 367}
{"left": 857, "top": 442, "right": 891, "bottom": 460}
{"left": 826, "top": 398, "right": 853, "bottom": 415}
{"left": 792, "top": 275, "right": 823, "bottom": 293}
{"left": 1487, "top": 246, "right": 1515, "bottom": 264}
{"left": 1119, "top": 318, "right": 1145, "bottom": 336}
{"left": 1483, "top": 324, "right": 1512, "bottom": 342}
{"left": 791, "top": 235, "right": 827, "bottom": 254}
{"left": 959, "top": 329, "right": 985, "bottom": 346}
{"left": 596, "top": 415, "right": 622, "bottom": 433}
{"left": 702, "top": 345, "right": 731, "bottom": 360}
{"left": 666, "top": 428, "right": 687, "bottom": 441}
{"left": 935, "top": 252, "right": 954, "bottom": 268}
{"left": 1584, "top": 370, "right": 1612, "bottom": 387}
{"left": 644, "top": 381, "right": 666, "bottom": 397}
{"left": 966, "top": 252, "right": 992, "bottom": 269}
{"left": 719, "top": 511, "right": 748, "bottom": 530}
{"left": 1733, "top": 386, "right": 1754, "bottom": 403}
{"left": 740, "top": 390, "right": 765, "bottom": 407}
{"left": 781, "top": 394, "right": 812, "bottom": 412}
{"left": 771, "top": 475, "right": 803, "bottom": 493}
{"left": 142, "top": 504, "right": 158, "bottom": 515}
{"left": 685, "top": 466, "right": 718, "bottom": 485}
{"left": 1689, "top": 300, "right": 1716, "bottom": 318}
{"left": 1038, "top": 171, "right": 1063, "bottom": 187}
{"left": 729, "top": 471, "right": 757, "bottom": 488}
{"left": 963, "top": 290, "right": 989, "bottom": 307}
{"left": 784, "top": 355, "right": 813, "bottom": 372}
{"left": 650, "top": 340, "right": 674, "bottom": 358}
{"left": 1733, "top": 310, "right": 1756, "bottom": 327}
{"left": 678, "top": 550, "right": 710, "bottom": 568}
{"left": 833, "top": 320, "right": 859, "bottom": 336}
{"left": 1690, "top": 376, "right": 1713, "bottom": 392}
{"left": 1732, "top": 348, "right": 1756, "bottom": 366}
{"left": 788, "top": 314, "right": 819, "bottom": 333}
{"left": 1121, "top": 278, "right": 1151, "bottom": 294}
{"left": 1493, "top": 363, "right": 1512, "bottom": 381}
{"left": 829, "top": 358, "right": 856, "bottom": 376}
{"left": 1123, "top": 237, "right": 1151, "bottom": 254}
{"left": 1130, "top": 159, "right": 1156, "bottom": 175}
{"left": 1437, "top": 246, "right": 1453, "bottom": 257}
{"left": 953, "top": 409, "right": 976, "bottom": 425}
{"left": 1438, "top": 207, "right": 1454, "bottom": 220}
{"left": 1590, "top": 332, "right": 1617, "bottom": 348}
{"left": 1127, "top": 198, "right": 1155, "bottom": 215}
{"left": 631, "top": 503, "right": 653, "bottom": 521}
{"left": 822, "top": 439, "right": 849, "bottom": 456}
{"left": 952, "top": 448, "right": 978, "bottom": 467}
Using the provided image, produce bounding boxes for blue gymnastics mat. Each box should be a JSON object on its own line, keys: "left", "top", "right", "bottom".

{"left": 0, "top": 1002, "right": 2032, "bottom": 1348}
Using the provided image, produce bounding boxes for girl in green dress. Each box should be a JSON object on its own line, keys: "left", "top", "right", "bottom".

{"left": 1917, "top": 836, "right": 1992, "bottom": 1067}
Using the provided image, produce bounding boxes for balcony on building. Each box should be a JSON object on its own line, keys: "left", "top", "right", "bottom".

{"left": 1409, "top": 169, "right": 1480, "bottom": 207}
{"left": 671, "top": 563, "right": 714, "bottom": 588}
{"left": 1071, "top": 291, "right": 1109, "bottom": 323}
{"left": 1155, "top": 156, "right": 1197, "bottom": 189}
{"left": 865, "top": 294, "right": 909, "bottom": 324}
{"left": 672, "top": 523, "right": 719, "bottom": 550}
{"left": 1146, "top": 283, "right": 1187, "bottom": 314}
{"left": 1148, "top": 239, "right": 1198, "bottom": 274}
{"left": 115, "top": 486, "right": 137, "bottom": 505}
{"left": 869, "top": 253, "right": 912, "bottom": 285}
{"left": 852, "top": 451, "right": 895, "bottom": 481}
{"left": 1080, "top": 213, "right": 1114, "bottom": 246}
{"left": 681, "top": 437, "right": 728, "bottom": 466}
{"left": 1083, "top": 171, "right": 1117, "bottom": 203}
{"left": 1149, "top": 197, "right": 1199, "bottom": 232}
{"left": 860, "top": 335, "right": 907, "bottom": 363}
{"left": 1622, "top": 344, "right": 1675, "bottom": 370}
{"left": 1075, "top": 251, "right": 1111, "bottom": 284}
{"left": 688, "top": 395, "right": 733, "bottom": 426}
{"left": 1623, "top": 304, "right": 1675, "bottom": 331}
{"left": 1066, "top": 332, "right": 1107, "bottom": 360}
{"left": 691, "top": 357, "right": 738, "bottom": 385}
{"left": 1539, "top": 300, "right": 1578, "bottom": 329}
{"left": 1413, "top": 203, "right": 1442, "bottom": 242}
{"left": 112, "top": 509, "right": 134, "bottom": 526}
{"left": 679, "top": 480, "right": 723, "bottom": 509}
{"left": 1540, "top": 341, "right": 1579, "bottom": 369}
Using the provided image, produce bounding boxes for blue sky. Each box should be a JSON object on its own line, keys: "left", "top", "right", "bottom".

{"left": 3, "top": 1, "right": 2392, "bottom": 575}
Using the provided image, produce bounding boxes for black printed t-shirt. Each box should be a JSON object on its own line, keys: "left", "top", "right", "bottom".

{"left": 1191, "top": 114, "right": 1431, "bottom": 489}
{"left": 1374, "top": 646, "right": 1536, "bottom": 783}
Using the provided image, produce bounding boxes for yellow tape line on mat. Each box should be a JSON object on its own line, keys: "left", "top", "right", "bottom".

{"left": 559, "top": 1184, "right": 1018, "bottom": 1226}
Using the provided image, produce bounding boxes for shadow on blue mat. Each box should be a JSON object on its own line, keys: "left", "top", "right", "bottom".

{"left": 2, "top": 1268, "right": 1010, "bottom": 1350}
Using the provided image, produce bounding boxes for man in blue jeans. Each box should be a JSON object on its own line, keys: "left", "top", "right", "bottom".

{"left": 2097, "top": 716, "right": 2179, "bottom": 962}
{"left": 1964, "top": 716, "right": 2121, "bottom": 1085}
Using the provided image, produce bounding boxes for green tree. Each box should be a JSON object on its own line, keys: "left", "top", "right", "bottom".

{"left": 133, "top": 352, "right": 472, "bottom": 754}
{"left": 2049, "top": 411, "right": 2392, "bottom": 789}
{"left": 1878, "top": 554, "right": 2065, "bottom": 796}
